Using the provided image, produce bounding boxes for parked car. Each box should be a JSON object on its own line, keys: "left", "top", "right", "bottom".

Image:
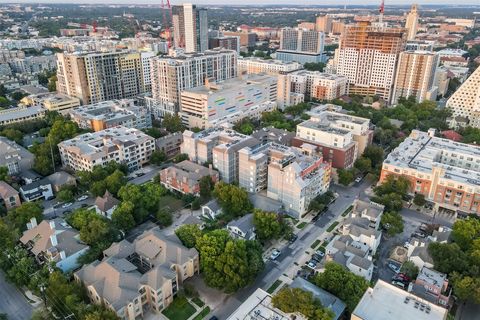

{"left": 392, "top": 280, "right": 406, "bottom": 289}
{"left": 412, "top": 231, "right": 426, "bottom": 238}
{"left": 388, "top": 262, "right": 401, "bottom": 273}
{"left": 355, "top": 177, "right": 362, "bottom": 183}
{"left": 403, "top": 241, "right": 410, "bottom": 249}
{"left": 315, "top": 250, "right": 325, "bottom": 257}
{"left": 209, "top": 317, "right": 218, "bottom": 320}
{"left": 306, "top": 260, "right": 317, "bottom": 269}
{"left": 77, "top": 195, "right": 89, "bottom": 201}
{"left": 392, "top": 273, "right": 411, "bottom": 283}
{"left": 62, "top": 202, "right": 73, "bottom": 209}
{"left": 312, "top": 254, "right": 323, "bottom": 262}
{"left": 288, "top": 234, "right": 298, "bottom": 244}
{"left": 270, "top": 249, "right": 281, "bottom": 260}
{"left": 81, "top": 203, "right": 89, "bottom": 208}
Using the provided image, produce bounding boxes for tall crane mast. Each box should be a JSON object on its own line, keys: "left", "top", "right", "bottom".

{"left": 161, "top": 0, "right": 173, "bottom": 48}
{"left": 379, "top": 0, "right": 385, "bottom": 24}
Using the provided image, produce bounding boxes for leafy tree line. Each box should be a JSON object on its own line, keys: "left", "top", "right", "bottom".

{"left": 272, "top": 287, "right": 334, "bottom": 320}
{"left": 175, "top": 225, "right": 264, "bottom": 293}
{"left": 337, "top": 145, "right": 385, "bottom": 186}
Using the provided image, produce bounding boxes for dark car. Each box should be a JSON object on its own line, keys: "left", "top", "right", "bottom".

{"left": 209, "top": 317, "right": 218, "bottom": 320}
{"left": 288, "top": 234, "right": 298, "bottom": 243}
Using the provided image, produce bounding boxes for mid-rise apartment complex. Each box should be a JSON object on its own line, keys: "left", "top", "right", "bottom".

{"left": 446, "top": 66, "right": 480, "bottom": 127}
{"left": 237, "top": 57, "right": 302, "bottom": 76}
{"left": 277, "top": 70, "right": 347, "bottom": 109}
{"left": 75, "top": 228, "right": 199, "bottom": 320}
{"left": 238, "top": 142, "right": 331, "bottom": 217}
{"left": 222, "top": 31, "right": 256, "bottom": 48}
{"left": 209, "top": 36, "right": 240, "bottom": 53}
{"left": 179, "top": 74, "right": 277, "bottom": 129}
{"left": 58, "top": 126, "right": 155, "bottom": 172}
{"left": 149, "top": 49, "right": 237, "bottom": 116}
{"left": 331, "top": 21, "right": 407, "bottom": 104}
{"left": 69, "top": 99, "right": 151, "bottom": 132}
{"left": 21, "top": 92, "right": 80, "bottom": 112}
{"left": 56, "top": 51, "right": 147, "bottom": 105}
{"left": 380, "top": 129, "right": 480, "bottom": 215}
{"left": 392, "top": 50, "right": 439, "bottom": 104}
{"left": 405, "top": 4, "right": 419, "bottom": 41}
{"left": 181, "top": 127, "right": 259, "bottom": 183}
{"left": 276, "top": 28, "right": 325, "bottom": 64}
{"left": 172, "top": 3, "right": 208, "bottom": 53}
{"left": 292, "top": 104, "right": 372, "bottom": 169}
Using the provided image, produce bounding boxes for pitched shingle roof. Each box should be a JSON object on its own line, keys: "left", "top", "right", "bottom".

{"left": 95, "top": 190, "right": 120, "bottom": 212}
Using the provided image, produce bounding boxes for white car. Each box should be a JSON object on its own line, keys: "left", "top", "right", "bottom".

{"left": 62, "top": 202, "right": 73, "bottom": 209}
{"left": 355, "top": 177, "right": 362, "bottom": 183}
{"left": 270, "top": 249, "right": 281, "bottom": 260}
{"left": 77, "top": 195, "right": 88, "bottom": 201}
{"left": 315, "top": 250, "right": 325, "bottom": 257}
{"left": 307, "top": 260, "right": 317, "bottom": 269}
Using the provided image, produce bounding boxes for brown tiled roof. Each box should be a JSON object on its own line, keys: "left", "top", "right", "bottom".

{"left": 95, "top": 190, "right": 120, "bottom": 212}
{"left": 0, "top": 181, "right": 18, "bottom": 199}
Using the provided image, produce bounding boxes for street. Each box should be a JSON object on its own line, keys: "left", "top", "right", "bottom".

{"left": 208, "top": 178, "right": 373, "bottom": 319}
{"left": 0, "top": 270, "right": 33, "bottom": 320}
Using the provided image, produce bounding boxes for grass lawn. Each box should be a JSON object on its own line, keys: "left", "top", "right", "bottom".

{"left": 158, "top": 195, "right": 184, "bottom": 212}
{"left": 192, "top": 307, "right": 211, "bottom": 320}
{"left": 267, "top": 279, "right": 283, "bottom": 294}
{"left": 192, "top": 297, "right": 205, "bottom": 308}
{"left": 341, "top": 205, "right": 353, "bottom": 217}
{"left": 297, "top": 221, "right": 307, "bottom": 229}
{"left": 327, "top": 221, "right": 339, "bottom": 232}
{"left": 162, "top": 297, "right": 196, "bottom": 320}
{"left": 310, "top": 239, "right": 320, "bottom": 249}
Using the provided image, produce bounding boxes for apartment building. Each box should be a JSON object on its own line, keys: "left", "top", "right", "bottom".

{"left": 160, "top": 160, "right": 219, "bottom": 196}
{"left": 380, "top": 129, "right": 480, "bottom": 215}
{"left": 69, "top": 99, "right": 151, "bottom": 132}
{"left": 181, "top": 127, "right": 259, "bottom": 183}
{"left": 0, "top": 105, "right": 46, "bottom": 126}
{"left": 20, "top": 218, "right": 89, "bottom": 272}
{"left": 75, "top": 227, "right": 199, "bottom": 320}
{"left": 179, "top": 74, "right": 277, "bottom": 129}
{"left": 277, "top": 70, "right": 347, "bottom": 109}
{"left": 56, "top": 51, "right": 147, "bottom": 105}
{"left": 331, "top": 21, "right": 407, "bottom": 104}
{"left": 292, "top": 104, "right": 372, "bottom": 169}
{"left": 405, "top": 4, "right": 420, "bottom": 41}
{"left": 222, "top": 31, "right": 256, "bottom": 48}
{"left": 209, "top": 36, "right": 240, "bottom": 53}
{"left": 316, "top": 15, "right": 332, "bottom": 33}
{"left": 155, "top": 132, "right": 183, "bottom": 159}
{"left": 140, "top": 51, "right": 155, "bottom": 92}
{"left": 58, "top": 126, "right": 155, "bottom": 172}
{"left": 149, "top": 49, "right": 237, "bottom": 116}
{"left": 276, "top": 28, "right": 325, "bottom": 64}
{"left": 392, "top": 50, "right": 439, "bottom": 104}
{"left": 446, "top": 66, "right": 480, "bottom": 126}
{"left": 172, "top": 3, "right": 208, "bottom": 53}
{"left": 21, "top": 92, "right": 80, "bottom": 113}
{"left": 238, "top": 142, "right": 331, "bottom": 218}
{"left": 237, "top": 57, "right": 302, "bottom": 76}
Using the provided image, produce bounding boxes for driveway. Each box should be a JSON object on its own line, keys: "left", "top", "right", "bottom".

{"left": 0, "top": 271, "right": 33, "bottom": 320}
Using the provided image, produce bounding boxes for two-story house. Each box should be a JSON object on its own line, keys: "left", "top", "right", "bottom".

{"left": 226, "top": 214, "right": 256, "bottom": 240}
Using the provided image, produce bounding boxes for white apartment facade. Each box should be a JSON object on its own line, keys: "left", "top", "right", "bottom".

{"left": 58, "top": 126, "right": 155, "bottom": 172}
{"left": 237, "top": 57, "right": 302, "bottom": 75}
{"left": 446, "top": 66, "right": 480, "bottom": 127}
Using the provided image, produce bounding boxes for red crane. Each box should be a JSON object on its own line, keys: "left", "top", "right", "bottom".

{"left": 93, "top": 20, "right": 97, "bottom": 33}
{"left": 161, "top": 0, "right": 173, "bottom": 48}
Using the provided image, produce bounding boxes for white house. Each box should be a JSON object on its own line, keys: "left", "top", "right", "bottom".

{"left": 201, "top": 199, "right": 222, "bottom": 220}
{"left": 226, "top": 214, "right": 256, "bottom": 240}
{"left": 19, "top": 177, "right": 53, "bottom": 202}
{"left": 94, "top": 190, "right": 120, "bottom": 219}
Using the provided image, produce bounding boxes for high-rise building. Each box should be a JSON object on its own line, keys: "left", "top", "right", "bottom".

{"left": 172, "top": 3, "right": 208, "bottom": 53}
{"left": 331, "top": 21, "right": 407, "bottom": 104}
{"left": 149, "top": 49, "right": 237, "bottom": 117}
{"left": 276, "top": 28, "right": 325, "bottom": 64}
{"left": 331, "top": 21, "right": 345, "bottom": 35}
{"left": 446, "top": 66, "right": 480, "bottom": 125}
{"left": 56, "top": 51, "right": 146, "bottom": 105}
{"left": 223, "top": 31, "right": 256, "bottom": 48}
{"left": 392, "top": 50, "right": 439, "bottom": 104}
{"left": 316, "top": 15, "right": 332, "bottom": 33}
{"left": 405, "top": 4, "right": 419, "bottom": 41}
{"left": 208, "top": 36, "right": 240, "bottom": 53}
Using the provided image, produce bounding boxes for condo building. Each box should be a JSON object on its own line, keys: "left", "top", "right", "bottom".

{"left": 331, "top": 21, "right": 407, "bottom": 104}
{"left": 75, "top": 228, "right": 199, "bottom": 320}
{"left": 69, "top": 99, "right": 152, "bottom": 132}
{"left": 392, "top": 50, "right": 439, "bottom": 104}
{"left": 58, "top": 126, "right": 155, "bottom": 172}
{"left": 149, "top": 49, "right": 237, "bottom": 117}
{"left": 446, "top": 66, "right": 480, "bottom": 127}
{"left": 405, "top": 4, "right": 419, "bottom": 41}
{"left": 380, "top": 129, "right": 480, "bottom": 215}
{"left": 56, "top": 51, "right": 147, "bottom": 105}
{"left": 276, "top": 28, "right": 325, "bottom": 64}
{"left": 292, "top": 104, "right": 373, "bottom": 169}
{"left": 277, "top": 70, "right": 347, "bottom": 109}
{"left": 181, "top": 127, "right": 259, "bottom": 183}
{"left": 172, "top": 3, "right": 208, "bottom": 53}
{"left": 179, "top": 74, "right": 277, "bottom": 129}
{"left": 238, "top": 142, "right": 331, "bottom": 218}
{"left": 237, "top": 57, "right": 302, "bottom": 76}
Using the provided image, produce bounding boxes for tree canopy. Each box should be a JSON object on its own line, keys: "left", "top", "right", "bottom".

{"left": 213, "top": 182, "right": 252, "bottom": 218}
{"left": 272, "top": 287, "right": 334, "bottom": 320}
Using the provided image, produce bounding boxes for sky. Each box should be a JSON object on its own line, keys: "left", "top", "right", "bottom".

{"left": 0, "top": 0, "right": 479, "bottom": 5}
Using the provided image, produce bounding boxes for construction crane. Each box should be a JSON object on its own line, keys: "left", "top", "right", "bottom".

{"left": 379, "top": 0, "right": 385, "bottom": 24}
{"left": 161, "top": 0, "right": 173, "bottom": 48}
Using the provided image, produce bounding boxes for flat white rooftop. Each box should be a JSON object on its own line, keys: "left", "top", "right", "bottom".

{"left": 352, "top": 280, "right": 447, "bottom": 320}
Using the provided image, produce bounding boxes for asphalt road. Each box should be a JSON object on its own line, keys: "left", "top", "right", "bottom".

{"left": 0, "top": 270, "right": 33, "bottom": 320}
{"left": 208, "top": 179, "right": 374, "bottom": 319}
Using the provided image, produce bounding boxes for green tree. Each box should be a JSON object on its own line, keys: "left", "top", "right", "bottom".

{"left": 47, "top": 75, "right": 57, "bottom": 92}
{"left": 156, "top": 208, "right": 173, "bottom": 227}
{"left": 303, "top": 62, "right": 326, "bottom": 72}
{"left": 451, "top": 217, "right": 480, "bottom": 251}
{"left": 56, "top": 188, "right": 74, "bottom": 203}
{"left": 6, "top": 202, "right": 43, "bottom": 231}
{"left": 46, "top": 271, "right": 86, "bottom": 318}
{"left": 199, "top": 175, "right": 214, "bottom": 199}
{"left": 338, "top": 169, "right": 354, "bottom": 186}
{"left": 80, "top": 217, "right": 111, "bottom": 245}
{"left": 175, "top": 224, "right": 203, "bottom": 248}
{"left": 253, "top": 209, "right": 282, "bottom": 242}
{"left": 105, "top": 169, "right": 126, "bottom": 196}
{"left": 173, "top": 153, "right": 189, "bottom": 163}
{"left": 90, "top": 180, "right": 107, "bottom": 197}
{"left": 428, "top": 242, "right": 469, "bottom": 274}
{"left": 451, "top": 273, "right": 480, "bottom": 304}
{"left": 150, "top": 150, "right": 167, "bottom": 165}
{"left": 111, "top": 201, "right": 136, "bottom": 231}
{"left": 0, "top": 219, "right": 18, "bottom": 251}
{"left": 83, "top": 307, "right": 119, "bottom": 320}
{"left": 162, "top": 114, "right": 185, "bottom": 133}
{"left": 314, "top": 262, "right": 369, "bottom": 312}
{"left": 0, "top": 128, "right": 23, "bottom": 144}
{"left": 1, "top": 247, "right": 37, "bottom": 287}
{"left": 0, "top": 166, "right": 10, "bottom": 182}
{"left": 373, "top": 193, "right": 404, "bottom": 212}
{"left": 400, "top": 261, "right": 419, "bottom": 279}
{"left": 363, "top": 145, "right": 385, "bottom": 168}
{"left": 354, "top": 157, "right": 372, "bottom": 173}
{"left": 10, "top": 91, "right": 27, "bottom": 101}
{"left": 413, "top": 193, "right": 426, "bottom": 207}
{"left": 272, "top": 287, "right": 333, "bottom": 320}
{"left": 381, "top": 211, "right": 404, "bottom": 236}
{"left": 213, "top": 182, "right": 253, "bottom": 217}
